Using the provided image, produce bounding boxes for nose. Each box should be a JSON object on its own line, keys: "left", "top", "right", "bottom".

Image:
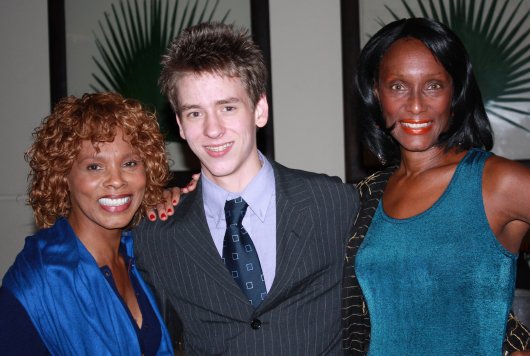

{"left": 407, "top": 89, "right": 427, "bottom": 114}
{"left": 204, "top": 113, "right": 224, "bottom": 139}
{"left": 105, "top": 166, "right": 126, "bottom": 189}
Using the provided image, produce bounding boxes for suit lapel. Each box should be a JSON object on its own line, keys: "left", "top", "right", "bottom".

{"left": 169, "top": 182, "right": 248, "bottom": 303}
{"left": 264, "top": 163, "right": 315, "bottom": 303}
{"left": 171, "top": 167, "right": 317, "bottom": 309}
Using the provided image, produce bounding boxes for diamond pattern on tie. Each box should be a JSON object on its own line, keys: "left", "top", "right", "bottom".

{"left": 222, "top": 198, "right": 267, "bottom": 307}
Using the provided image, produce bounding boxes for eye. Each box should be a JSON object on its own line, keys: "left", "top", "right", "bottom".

{"left": 86, "top": 163, "right": 102, "bottom": 171}
{"left": 186, "top": 111, "right": 201, "bottom": 118}
{"left": 390, "top": 82, "right": 405, "bottom": 91}
{"left": 427, "top": 82, "right": 442, "bottom": 90}
{"left": 124, "top": 160, "right": 142, "bottom": 168}
{"left": 222, "top": 105, "right": 236, "bottom": 112}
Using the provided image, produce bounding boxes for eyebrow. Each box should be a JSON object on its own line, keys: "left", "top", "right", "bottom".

{"left": 388, "top": 70, "right": 449, "bottom": 77}
{"left": 216, "top": 97, "right": 240, "bottom": 105}
{"left": 180, "top": 104, "right": 201, "bottom": 112}
{"left": 180, "top": 97, "right": 241, "bottom": 112}
{"left": 75, "top": 150, "right": 139, "bottom": 162}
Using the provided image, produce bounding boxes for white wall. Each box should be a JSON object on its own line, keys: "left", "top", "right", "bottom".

{"left": 269, "top": 0, "right": 345, "bottom": 179}
{"left": 0, "top": 0, "right": 49, "bottom": 275}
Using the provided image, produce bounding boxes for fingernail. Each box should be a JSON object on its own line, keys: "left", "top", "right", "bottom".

{"left": 167, "top": 208, "right": 173, "bottom": 214}
{"left": 149, "top": 214, "right": 155, "bottom": 221}
{"left": 172, "top": 200, "right": 177, "bottom": 205}
{"left": 161, "top": 213, "right": 167, "bottom": 219}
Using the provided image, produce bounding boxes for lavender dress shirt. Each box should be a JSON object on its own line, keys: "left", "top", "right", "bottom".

{"left": 202, "top": 152, "right": 277, "bottom": 292}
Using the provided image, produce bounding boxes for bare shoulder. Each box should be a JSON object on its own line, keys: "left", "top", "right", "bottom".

{"left": 483, "top": 154, "right": 530, "bottom": 223}
{"left": 484, "top": 155, "right": 530, "bottom": 192}
{"left": 482, "top": 155, "right": 530, "bottom": 250}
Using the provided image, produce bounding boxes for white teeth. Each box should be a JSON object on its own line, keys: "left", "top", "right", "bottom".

{"left": 206, "top": 142, "right": 233, "bottom": 152}
{"left": 98, "top": 197, "right": 131, "bottom": 207}
{"left": 401, "top": 122, "right": 431, "bottom": 129}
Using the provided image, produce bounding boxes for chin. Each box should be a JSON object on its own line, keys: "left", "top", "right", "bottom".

{"left": 204, "top": 165, "right": 237, "bottom": 179}
{"left": 397, "top": 137, "right": 437, "bottom": 151}
{"left": 402, "top": 144, "right": 439, "bottom": 153}
{"left": 99, "top": 215, "right": 136, "bottom": 230}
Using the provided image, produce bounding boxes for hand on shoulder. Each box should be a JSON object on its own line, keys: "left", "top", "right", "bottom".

{"left": 145, "top": 173, "right": 200, "bottom": 221}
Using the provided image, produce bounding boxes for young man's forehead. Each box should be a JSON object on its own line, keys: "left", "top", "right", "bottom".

{"left": 177, "top": 71, "right": 241, "bottom": 84}
{"left": 177, "top": 74, "right": 251, "bottom": 103}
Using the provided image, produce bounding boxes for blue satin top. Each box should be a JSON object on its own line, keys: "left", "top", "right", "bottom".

{"left": 1, "top": 218, "right": 173, "bottom": 355}
{"left": 356, "top": 149, "right": 517, "bottom": 355}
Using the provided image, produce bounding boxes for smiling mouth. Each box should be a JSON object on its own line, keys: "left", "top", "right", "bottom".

{"left": 206, "top": 142, "right": 233, "bottom": 152}
{"left": 400, "top": 120, "right": 432, "bottom": 129}
{"left": 98, "top": 196, "right": 131, "bottom": 207}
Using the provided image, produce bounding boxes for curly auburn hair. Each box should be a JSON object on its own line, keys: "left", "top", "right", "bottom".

{"left": 26, "top": 92, "right": 170, "bottom": 228}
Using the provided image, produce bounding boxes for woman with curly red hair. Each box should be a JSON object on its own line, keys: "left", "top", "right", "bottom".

{"left": 0, "top": 92, "right": 173, "bottom": 355}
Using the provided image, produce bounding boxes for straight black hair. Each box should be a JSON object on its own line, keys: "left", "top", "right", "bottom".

{"left": 356, "top": 17, "right": 493, "bottom": 164}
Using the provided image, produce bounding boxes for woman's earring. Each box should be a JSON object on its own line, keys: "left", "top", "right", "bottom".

{"left": 377, "top": 153, "right": 387, "bottom": 166}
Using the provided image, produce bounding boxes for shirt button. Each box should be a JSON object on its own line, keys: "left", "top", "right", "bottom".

{"left": 250, "top": 319, "right": 261, "bottom": 330}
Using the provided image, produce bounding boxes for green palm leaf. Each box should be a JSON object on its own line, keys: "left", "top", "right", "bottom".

{"left": 384, "top": 0, "right": 530, "bottom": 133}
{"left": 91, "top": 0, "right": 230, "bottom": 141}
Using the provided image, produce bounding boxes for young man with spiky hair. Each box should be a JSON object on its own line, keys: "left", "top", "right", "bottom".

{"left": 134, "top": 22, "right": 359, "bottom": 355}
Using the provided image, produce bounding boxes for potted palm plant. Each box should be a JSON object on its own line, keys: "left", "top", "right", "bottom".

{"left": 90, "top": 0, "right": 230, "bottom": 141}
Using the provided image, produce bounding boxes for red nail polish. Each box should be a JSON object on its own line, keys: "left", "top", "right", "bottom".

{"left": 149, "top": 214, "right": 155, "bottom": 221}
{"left": 161, "top": 213, "right": 167, "bottom": 219}
{"left": 172, "top": 200, "right": 177, "bottom": 205}
{"left": 167, "top": 208, "right": 173, "bottom": 213}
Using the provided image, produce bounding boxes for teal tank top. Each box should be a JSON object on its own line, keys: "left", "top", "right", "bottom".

{"left": 356, "top": 149, "right": 517, "bottom": 355}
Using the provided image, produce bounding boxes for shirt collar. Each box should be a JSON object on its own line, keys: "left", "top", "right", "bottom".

{"left": 202, "top": 151, "right": 275, "bottom": 227}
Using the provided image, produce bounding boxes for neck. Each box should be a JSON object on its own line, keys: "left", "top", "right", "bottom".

{"left": 207, "top": 151, "right": 263, "bottom": 193}
{"left": 68, "top": 217, "right": 122, "bottom": 267}
{"left": 398, "top": 146, "right": 465, "bottom": 176}
{"left": 216, "top": 175, "right": 256, "bottom": 193}
{"left": 87, "top": 241, "right": 123, "bottom": 268}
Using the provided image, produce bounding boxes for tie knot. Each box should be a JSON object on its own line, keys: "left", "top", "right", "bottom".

{"left": 224, "top": 197, "right": 248, "bottom": 225}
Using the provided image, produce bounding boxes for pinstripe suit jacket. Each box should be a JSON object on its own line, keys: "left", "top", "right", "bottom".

{"left": 134, "top": 162, "right": 360, "bottom": 355}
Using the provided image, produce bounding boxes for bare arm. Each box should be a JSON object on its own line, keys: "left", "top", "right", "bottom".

{"left": 483, "top": 156, "right": 530, "bottom": 254}
{"left": 483, "top": 157, "right": 530, "bottom": 352}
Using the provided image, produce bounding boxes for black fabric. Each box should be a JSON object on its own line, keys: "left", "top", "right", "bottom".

{"left": 342, "top": 167, "right": 395, "bottom": 355}
{"left": 0, "top": 287, "right": 50, "bottom": 355}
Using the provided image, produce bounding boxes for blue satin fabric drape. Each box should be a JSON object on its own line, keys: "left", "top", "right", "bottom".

{"left": 2, "top": 218, "right": 173, "bottom": 355}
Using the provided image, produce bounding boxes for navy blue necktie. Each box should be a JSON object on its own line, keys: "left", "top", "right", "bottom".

{"left": 222, "top": 197, "right": 267, "bottom": 307}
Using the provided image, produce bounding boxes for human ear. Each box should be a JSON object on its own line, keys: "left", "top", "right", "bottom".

{"left": 254, "top": 95, "right": 269, "bottom": 128}
{"left": 373, "top": 82, "right": 380, "bottom": 100}
{"left": 175, "top": 114, "right": 186, "bottom": 140}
